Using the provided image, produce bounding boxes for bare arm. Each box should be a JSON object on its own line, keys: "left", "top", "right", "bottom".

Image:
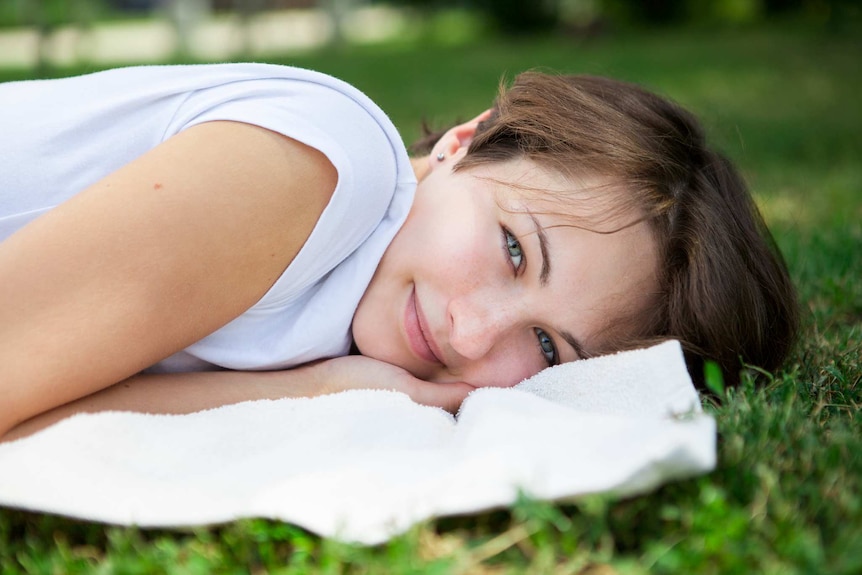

{"left": 0, "top": 121, "right": 337, "bottom": 437}
{"left": 2, "top": 356, "right": 474, "bottom": 442}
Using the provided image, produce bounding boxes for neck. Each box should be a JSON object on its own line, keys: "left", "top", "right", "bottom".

{"left": 410, "top": 156, "right": 430, "bottom": 182}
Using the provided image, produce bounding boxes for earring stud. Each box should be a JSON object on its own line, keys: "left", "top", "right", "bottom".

{"left": 436, "top": 152, "right": 445, "bottom": 162}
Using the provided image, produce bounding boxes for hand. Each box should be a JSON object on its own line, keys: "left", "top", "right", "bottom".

{"left": 304, "top": 355, "right": 475, "bottom": 414}
{"left": 2, "top": 357, "right": 474, "bottom": 443}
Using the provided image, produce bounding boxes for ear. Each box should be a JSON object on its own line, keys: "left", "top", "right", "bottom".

{"left": 427, "top": 109, "right": 493, "bottom": 170}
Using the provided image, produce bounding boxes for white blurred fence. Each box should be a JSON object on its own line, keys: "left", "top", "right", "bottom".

{"left": 0, "top": 0, "right": 408, "bottom": 68}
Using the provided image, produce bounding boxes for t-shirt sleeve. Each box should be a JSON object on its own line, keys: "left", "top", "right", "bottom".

{"left": 162, "top": 72, "right": 406, "bottom": 308}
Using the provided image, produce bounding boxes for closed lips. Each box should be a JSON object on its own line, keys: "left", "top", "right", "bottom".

{"left": 405, "top": 286, "right": 443, "bottom": 365}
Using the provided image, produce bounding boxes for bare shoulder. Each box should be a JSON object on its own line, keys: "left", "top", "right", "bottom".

{"left": 0, "top": 120, "right": 336, "bottom": 434}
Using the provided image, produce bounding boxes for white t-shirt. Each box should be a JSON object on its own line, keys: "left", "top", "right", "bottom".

{"left": 0, "top": 63, "right": 416, "bottom": 372}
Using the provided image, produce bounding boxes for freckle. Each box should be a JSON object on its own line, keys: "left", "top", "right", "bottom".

{"left": 153, "top": 183, "right": 163, "bottom": 190}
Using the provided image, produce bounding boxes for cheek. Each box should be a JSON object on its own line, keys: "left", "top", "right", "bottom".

{"left": 420, "top": 222, "right": 490, "bottom": 284}
{"left": 466, "top": 364, "right": 537, "bottom": 389}
{"left": 458, "top": 347, "right": 543, "bottom": 388}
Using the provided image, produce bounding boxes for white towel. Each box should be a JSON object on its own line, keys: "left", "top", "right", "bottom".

{"left": 0, "top": 340, "right": 714, "bottom": 544}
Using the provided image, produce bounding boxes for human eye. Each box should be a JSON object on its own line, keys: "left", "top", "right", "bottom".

{"left": 502, "top": 227, "right": 524, "bottom": 273}
{"left": 535, "top": 328, "right": 559, "bottom": 367}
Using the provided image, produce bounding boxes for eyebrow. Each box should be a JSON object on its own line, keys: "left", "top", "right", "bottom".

{"left": 561, "top": 330, "right": 590, "bottom": 360}
{"left": 527, "top": 210, "right": 591, "bottom": 360}
{"left": 527, "top": 211, "right": 551, "bottom": 286}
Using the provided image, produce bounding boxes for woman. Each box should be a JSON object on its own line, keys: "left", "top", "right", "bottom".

{"left": 0, "top": 64, "right": 797, "bottom": 441}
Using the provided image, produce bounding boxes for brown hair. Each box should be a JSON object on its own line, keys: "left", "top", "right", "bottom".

{"left": 414, "top": 72, "right": 798, "bottom": 388}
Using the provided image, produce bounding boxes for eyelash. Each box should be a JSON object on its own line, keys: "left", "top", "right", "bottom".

{"left": 502, "top": 227, "right": 524, "bottom": 273}
{"left": 501, "top": 227, "right": 559, "bottom": 367}
{"left": 535, "top": 328, "right": 559, "bottom": 367}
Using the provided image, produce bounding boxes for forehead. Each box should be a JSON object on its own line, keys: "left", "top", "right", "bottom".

{"left": 470, "top": 157, "right": 644, "bottom": 233}
{"left": 472, "top": 158, "right": 659, "bottom": 353}
{"left": 546, "top": 214, "right": 659, "bottom": 355}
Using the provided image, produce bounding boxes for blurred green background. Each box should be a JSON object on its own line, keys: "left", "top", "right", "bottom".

{"left": 1, "top": 0, "right": 860, "bottom": 71}
{"left": 3, "top": 0, "right": 861, "bottom": 32}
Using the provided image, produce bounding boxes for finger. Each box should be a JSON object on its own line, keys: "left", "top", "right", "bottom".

{"left": 407, "top": 380, "right": 474, "bottom": 413}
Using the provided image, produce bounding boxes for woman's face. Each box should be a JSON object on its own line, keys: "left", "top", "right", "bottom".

{"left": 352, "top": 149, "right": 658, "bottom": 388}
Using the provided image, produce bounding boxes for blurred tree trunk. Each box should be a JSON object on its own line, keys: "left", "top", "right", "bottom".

{"left": 163, "top": 0, "right": 211, "bottom": 58}
{"left": 70, "top": 0, "right": 97, "bottom": 65}
{"left": 23, "top": 0, "right": 52, "bottom": 74}
{"left": 22, "top": 0, "right": 100, "bottom": 72}
{"left": 233, "top": 0, "right": 266, "bottom": 57}
{"left": 321, "top": 0, "right": 355, "bottom": 46}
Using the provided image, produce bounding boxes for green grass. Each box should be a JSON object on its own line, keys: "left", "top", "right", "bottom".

{"left": 1, "top": 22, "right": 860, "bottom": 574}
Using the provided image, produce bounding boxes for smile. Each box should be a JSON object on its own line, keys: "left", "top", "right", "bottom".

{"left": 404, "top": 286, "right": 443, "bottom": 365}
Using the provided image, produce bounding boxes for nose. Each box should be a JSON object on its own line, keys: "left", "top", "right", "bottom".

{"left": 447, "top": 292, "right": 522, "bottom": 360}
